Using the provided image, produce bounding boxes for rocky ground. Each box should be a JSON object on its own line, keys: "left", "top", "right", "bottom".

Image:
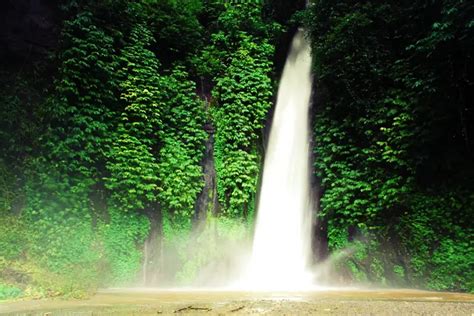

{"left": 1, "top": 289, "right": 473, "bottom": 315}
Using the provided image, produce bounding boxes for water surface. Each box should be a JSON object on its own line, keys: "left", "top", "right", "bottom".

{"left": 2, "top": 288, "right": 473, "bottom": 315}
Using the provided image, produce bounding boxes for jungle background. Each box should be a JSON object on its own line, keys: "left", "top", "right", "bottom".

{"left": 0, "top": 0, "right": 472, "bottom": 299}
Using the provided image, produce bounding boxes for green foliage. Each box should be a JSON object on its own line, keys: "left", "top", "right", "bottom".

{"left": 158, "top": 138, "right": 202, "bottom": 222}
{"left": 0, "top": 216, "right": 29, "bottom": 260}
{"left": 396, "top": 193, "right": 474, "bottom": 291}
{"left": 157, "top": 67, "right": 207, "bottom": 226}
{"left": 103, "top": 20, "right": 208, "bottom": 283}
{"left": 192, "top": 2, "right": 282, "bottom": 78}
{"left": 393, "top": 265, "right": 405, "bottom": 279}
{"left": 186, "top": 3, "right": 279, "bottom": 221}
{"left": 0, "top": 0, "right": 240, "bottom": 296}
{"left": 15, "top": 9, "right": 122, "bottom": 292}
{"left": 106, "top": 24, "right": 162, "bottom": 212}
{"left": 0, "top": 161, "right": 16, "bottom": 214}
{"left": 146, "top": 0, "right": 205, "bottom": 61}
{"left": 370, "top": 258, "right": 386, "bottom": 285}
{"left": 100, "top": 210, "right": 150, "bottom": 283}
{"left": 307, "top": 0, "right": 474, "bottom": 291}
{"left": 107, "top": 133, "right": 160, "bottom": 211}
{"left": 428, "top": 237, "right": 474, "bottom": 292}
{"left": 47, "top": 11, "right": 119, "bottom": 177}
{"left": 21, "top": 162, "right": 98, "bottom": 279}
{"left": 0, "top": 72, "right": 43, "bottom": 164}
{"left": 213, "top": 33, "right": 274, "bottom": 216}
{"left": 0, "top": 284, "right": 22, "bottom": 300}
{"left": 1, "top": 0, "right": 472, "bottom": 295}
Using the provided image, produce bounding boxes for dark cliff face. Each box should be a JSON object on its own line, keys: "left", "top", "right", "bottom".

{"left": 264, "top": 0, "right": 306, "bottom": 26}
{"left": 0, "top": 0, "right": 59, "bottom": 67}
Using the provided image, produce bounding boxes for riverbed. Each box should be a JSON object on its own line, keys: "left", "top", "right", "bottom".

{"left": 1, "top": 288, "right": 473, "bottom": 315}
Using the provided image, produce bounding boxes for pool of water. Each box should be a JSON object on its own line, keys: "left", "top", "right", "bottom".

{"left": 1, "top": 288, "right": 473, "bottom": 315}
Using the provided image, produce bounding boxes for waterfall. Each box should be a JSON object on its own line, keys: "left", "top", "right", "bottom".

{"left": 244, "top": 29, "right": 314, "bottom": 290}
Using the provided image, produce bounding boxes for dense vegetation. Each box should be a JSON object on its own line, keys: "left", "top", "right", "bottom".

{"left": 0, "top": 0, "right": 291, "bottom": 297}
{"left": 0, "top": 0, "right": 472, "bottom": 299}
{"left": 307, "top": 0, "right": 473, "bottom": 291}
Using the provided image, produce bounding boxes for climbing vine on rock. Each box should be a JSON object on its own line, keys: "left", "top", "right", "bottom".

{"left": 307, "top": 0, "right": 474, "bottom": 291}
{"left": 213, "top": 33, "right": 274, "bottom": 217}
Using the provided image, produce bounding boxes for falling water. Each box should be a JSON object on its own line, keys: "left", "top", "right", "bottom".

{"left": 244, "top": 29, "right": 314, "bottom": 290}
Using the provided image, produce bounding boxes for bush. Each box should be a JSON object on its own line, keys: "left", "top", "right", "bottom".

{"left": 0, "top": 284, "right": 22, "bottom": 300}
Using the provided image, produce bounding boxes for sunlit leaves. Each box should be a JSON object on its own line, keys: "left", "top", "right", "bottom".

{"left": 213, "top": 31, "right": 274, "bottom": 217}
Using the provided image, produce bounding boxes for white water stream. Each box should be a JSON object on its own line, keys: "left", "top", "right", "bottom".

{"left": 243, "top": 29, "right": 314, "bottom": 290}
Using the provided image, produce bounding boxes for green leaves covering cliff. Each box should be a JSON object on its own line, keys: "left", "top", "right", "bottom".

{"left": 0, "top": 0, "right": 472, "bottom": 298}
{"left": 0, "top": 0, "right": 281, "bottom": 297}
{"left": 306, "top": 0, "right": 473, "bottom": 292}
